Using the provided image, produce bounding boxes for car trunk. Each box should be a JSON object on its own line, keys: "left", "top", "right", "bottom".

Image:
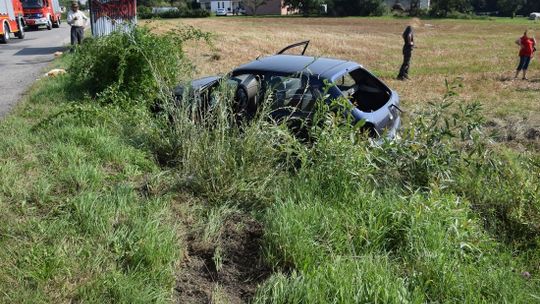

{"left": 335, "top": 67, "right": 392, "bottom": 113}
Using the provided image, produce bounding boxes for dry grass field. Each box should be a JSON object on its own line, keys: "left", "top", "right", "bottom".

{"left": 145, "top": 16, "right": 540, "bottom": 145}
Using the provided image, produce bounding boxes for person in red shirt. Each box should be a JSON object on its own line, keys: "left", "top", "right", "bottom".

{"left": 514, "top": 30, "right": 536, "bottom": 80}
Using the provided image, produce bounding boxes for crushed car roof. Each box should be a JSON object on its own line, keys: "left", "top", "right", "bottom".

{"left": 232, "top": 55, "right": 361, "bottom": 80}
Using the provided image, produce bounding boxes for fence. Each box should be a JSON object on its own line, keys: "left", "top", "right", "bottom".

{"left": 89, "top": 0, "right": 136, "bottom": 37}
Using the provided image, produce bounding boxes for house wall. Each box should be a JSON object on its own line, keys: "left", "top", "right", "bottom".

{"left": 211, "top": 0, "right": 233, "bottom": 12}
{"left": 245, "top": 0, "right": 288, "bottom": 15}
{"left": 207, "top": 0, "right": 243, "bottom": 13}
{"left": 385, "top": 0, "right": 430, "bottom": 10}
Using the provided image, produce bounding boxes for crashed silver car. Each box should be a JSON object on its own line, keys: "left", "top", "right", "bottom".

{"left": 175, "top": 41, "right": 402, "bottom": 138}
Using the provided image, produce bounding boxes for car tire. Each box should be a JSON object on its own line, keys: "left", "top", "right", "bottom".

{"left": 47, "top": 20, "right": 52, "bottom": 30}
{"left": 15, "top": 19, "right": 25, "bottom": 39}
{"left": 53, "top": 17, "right": 60, "bottom": 28}
{"left": 0, "top": 23, "right": 10, "bottom": 44}
{"left": 234, "top": 87, "right": 250, "bottom": 121}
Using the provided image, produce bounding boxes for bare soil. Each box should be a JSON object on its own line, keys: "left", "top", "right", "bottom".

{"left": 175, "top": 212, "right": 270, "bottom": 303}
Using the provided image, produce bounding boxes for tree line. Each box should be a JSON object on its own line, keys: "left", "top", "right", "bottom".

{"left": 285, "top": 0, "right": 540, "bottom": 17}
{"left": 432, "top": 0, "right": 539, "bottom": 17}
{"left": 134, "top": 0, "right": 540, "bottom": 17}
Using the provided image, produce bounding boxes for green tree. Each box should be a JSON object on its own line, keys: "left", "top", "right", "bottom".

{"left": 328, "top": 0, "right": 385, "bottom": 16}
{"left": 244, "top": 0, "right": 268, "bottom": 15}
{"left": 497, "top": 0, "right": 524, "bottom": 17}
{"left": 409, "top": 0, "right": 422, "bottom": 16}
{"left": 471, "top": 0, "right": 498, "bottom": 12}
{"left": 284, "top": 0, "right": 326, "bottom": 15}
{"left": 430, "top": 0, "right": 473, "bottom": 16}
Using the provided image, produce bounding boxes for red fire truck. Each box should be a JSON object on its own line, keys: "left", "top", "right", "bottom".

{"left": 22, "top": 0, "right": 61, "bottom": 30}
{"left": 0, "top": 0, "right": 25, "bottom": 43}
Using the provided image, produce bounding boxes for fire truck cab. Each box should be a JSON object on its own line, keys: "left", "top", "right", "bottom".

{"left": 0, "top": 0, "right": 25, "bottom": 43}
{"left": 22, "top": 0, "right": 61, "bottom": 30}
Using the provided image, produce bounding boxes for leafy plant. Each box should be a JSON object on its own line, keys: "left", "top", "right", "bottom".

{"left": 69, "top": 26, "right": 211, "bottom": 105}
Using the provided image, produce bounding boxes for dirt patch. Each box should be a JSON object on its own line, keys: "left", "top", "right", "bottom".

{"left": 175, "top": 212, "right": 271, "bottom": 303}
{"left": 524, "top": 128, "right": 540, "bottom": 140}
{"left": 485, "top": 117, "right": 540, "bottom": 150}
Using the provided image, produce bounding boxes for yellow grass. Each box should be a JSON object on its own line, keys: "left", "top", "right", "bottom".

{"left": 144, "top": 17, "right": 540, "bottom": 127}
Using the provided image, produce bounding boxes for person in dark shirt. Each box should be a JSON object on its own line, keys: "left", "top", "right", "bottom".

{"left": 397, "top": 25, "right": 414, "bottom": 80}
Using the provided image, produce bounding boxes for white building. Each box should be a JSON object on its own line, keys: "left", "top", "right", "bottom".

{"left": 151, "top": 6, "right": 179, "bottom": 14}
{"left": 198, "top": 0, "right": 243, "bottom": 14}
{"left": 385, "top": 0, "right": 430, "bottom": 11}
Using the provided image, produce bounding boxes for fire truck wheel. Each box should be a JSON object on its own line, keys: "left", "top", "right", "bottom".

{"left": 47, "top": 20, "right": 52, "bottom": 30}
{"left": 0, "top": 23, "right": 9, "bottom": 44}
{"left": 15, "top": 19, "right": 25, "bottom": 39}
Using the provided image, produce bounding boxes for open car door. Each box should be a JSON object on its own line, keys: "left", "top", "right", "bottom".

{"left": 276, "top": 40, "right": 310, "bottom": 55}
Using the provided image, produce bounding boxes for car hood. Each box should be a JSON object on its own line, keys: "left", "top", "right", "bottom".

{"left": 174, "top": 75, "right": 221, "bottom": 96}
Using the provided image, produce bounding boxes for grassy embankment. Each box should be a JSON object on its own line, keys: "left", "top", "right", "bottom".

{"left": 0, "top": 18, "right": 539, "bottom": 303}
{"left": 0, "top": 64, "right": 179, "bottom": 301}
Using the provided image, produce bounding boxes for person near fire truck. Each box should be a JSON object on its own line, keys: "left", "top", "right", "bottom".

{"left": 67, "top": 1, "right": 88, "bottom": 47}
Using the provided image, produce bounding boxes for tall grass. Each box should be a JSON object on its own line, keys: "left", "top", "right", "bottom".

{"left": 146, "top": 72, "right": 539, "bottom": 301}
{"left": 145, "top": 82, "right": 301, "bottom": 207}
{"left": 0, "top": 26, "right": 211, "bottom": 302}
{"left": 0, "top": 74, "right": 181, "bottom": 302}
{"left": 250, "top": 91, "right": 539, "bottom": 302}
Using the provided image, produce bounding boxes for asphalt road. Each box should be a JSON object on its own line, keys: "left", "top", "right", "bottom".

{"left": 0, "top": 24, "right": 70, "bottom": 118}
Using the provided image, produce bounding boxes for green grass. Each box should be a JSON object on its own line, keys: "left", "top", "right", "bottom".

{"left": 248, "top": 103, "right": 539, "bottom": 302}
{"left": 1, "top": 21, "right": 539, "bottom": 303}
{"left": 0, "top": 74, "right": 180, "bottom": 303}
{"left": 258, "top": 175, "right": 538, "bottom": 303}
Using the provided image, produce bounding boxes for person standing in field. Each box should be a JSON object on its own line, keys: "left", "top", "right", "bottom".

{"left": 397, "top": 25, "right": 414, "bottom": 80}
{"left": 67, "top": 2, "right": 89, "bottom": 47}
{"left": 514, "top": 30, "right": 536, "bottom": 80}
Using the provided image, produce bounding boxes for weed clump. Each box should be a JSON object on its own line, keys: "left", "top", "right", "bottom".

{"left": 69, "top": 26, "right": 210, "bottom": 104}
{"left": 252, "top": 88, "right": 539, "bottom": 302}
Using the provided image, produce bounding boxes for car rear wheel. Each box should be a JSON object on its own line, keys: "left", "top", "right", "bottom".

{"left": 15, "top": 19, "right": 25, "bottom": 39}
{"left": 234, "top": 87, "right": 250, "bottom": 122}
{"left": 0, "top": 23, "right": 10, "bottom": 44}
{"left": 52, "top": 16, "right": 60, "bottom": 28}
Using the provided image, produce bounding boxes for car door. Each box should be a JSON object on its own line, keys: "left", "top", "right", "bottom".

{"left": 263, "top": 73, "right": 323, "bottom": 136}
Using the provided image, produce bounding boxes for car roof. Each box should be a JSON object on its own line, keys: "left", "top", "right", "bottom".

{"left": 232, "top": 54, "right": 362, "bottom": 81}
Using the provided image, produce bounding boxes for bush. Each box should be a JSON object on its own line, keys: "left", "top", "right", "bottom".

{"left": 330, "top": 0, "right": 387, "bottom": 16}
{"left": 137, "top": 5, "right": 152, "bottom": 18}
{"left": 137, "top": 6, "right": 210, "bottom": 19}
{"left": 69, "top": 26, "right": 210, "bottom": 105}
